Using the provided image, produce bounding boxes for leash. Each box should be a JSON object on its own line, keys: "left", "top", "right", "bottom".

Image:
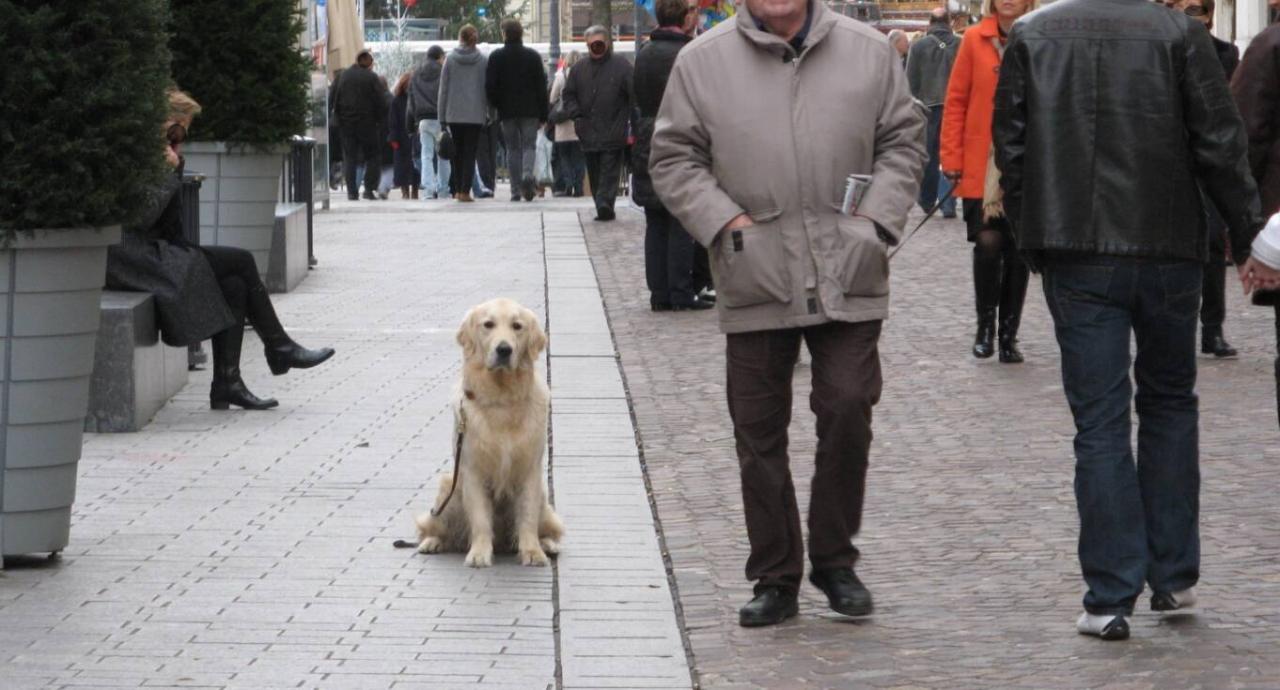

{"left": 888, "top": 188, "right": 955, "bottom": 260}
{"left": 392, "top": 407, "right": 468, "bottom": 549}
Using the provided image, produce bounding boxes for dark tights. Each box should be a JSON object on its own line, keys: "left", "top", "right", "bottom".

{"left": 973, "top": 228, "right": 1028, "bottom": 319}
{"left": 200, "top": 246, "right": 288, "bottom": 374}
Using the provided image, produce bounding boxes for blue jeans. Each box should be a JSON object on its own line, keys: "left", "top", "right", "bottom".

{"left": 920, "top": 104, "right": 957, "bottom": 216}
{"left": 1042, "top": 257, "right": 1201, "bottom": 615}
{"left": 418, "top": 119, "right": 450, "bottom": 198}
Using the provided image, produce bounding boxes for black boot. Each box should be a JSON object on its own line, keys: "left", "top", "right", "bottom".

{"left": 738, "top": 586, "right": 798, "bottom": 627}
{"left": 245, "top": 283, "right": 336, "bottom": 376}
{"left": 973, "top": 309, "right": 996, "bottom": 359}
{"left": 999, "top": 316, "right": 1024, "bottom": 364}
{"left": 809, "top": 567, "right": 874, "bottom": 617}
{"left": 210, "top": 322, "right": 278, "bottom": 410}
{"left": 1201, "top": 325, "right": 1238, "bottom": 358}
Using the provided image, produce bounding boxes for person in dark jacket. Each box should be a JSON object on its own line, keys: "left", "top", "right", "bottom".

{"left": 108, "top": 90, "right": 334, "bottom": 411}
{"left": 634, "top": 0, "right": 711, "bottom": 311}
{"left": 331, "top": 49, "right": 387, "bottom": 200}
{"left": 993, "top": 0, "right": 1264, "bottom": 641}
{"left": 563, "top": 25, "right": 634, "bottom": 221}
{"left": 408, "top": 45, "right": 449, "bottom": 199}
{"left": 389, "top": 72, "right": 417, "bottom": 199}
{"left": 1184, "top": 0, "right": 1242, "bottom": 357}
{"left": 906, "top": 7, "right": 959, "bottom": 218}
{"left": 486, "top": 19, "right": 549, "bottom": 202}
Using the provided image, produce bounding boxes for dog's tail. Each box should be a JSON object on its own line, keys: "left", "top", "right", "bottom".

{"left": 392, "top": 539, "right": 417, "bottom": 549}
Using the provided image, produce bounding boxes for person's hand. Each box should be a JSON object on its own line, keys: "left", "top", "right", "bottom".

{"left": 164, "top": 144, "right": 180, "bottom": 168}
{"left": 724, "top": 213, "right": 754, "bottom": 232}
{"left": 943, "top": 170, "right": 962, "bottom": 182}
{"left": 1238, "top": 256, "right": 1280, "bottom": 294}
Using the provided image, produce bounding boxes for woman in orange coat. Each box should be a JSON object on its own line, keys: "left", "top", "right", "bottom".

{"left": 941, "top": 0, "right": 1034, "bottom": 363}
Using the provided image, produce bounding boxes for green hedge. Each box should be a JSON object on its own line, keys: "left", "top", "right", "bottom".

{"left": 170, "top": 0, "right": 312, "bottom": 145}
{"left": 0, "top": 1, "right": 170, "bottom": 233}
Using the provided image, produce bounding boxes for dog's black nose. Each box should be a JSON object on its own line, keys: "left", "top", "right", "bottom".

{"left": 495, "top": 342, "right": 513, "bottom": 358}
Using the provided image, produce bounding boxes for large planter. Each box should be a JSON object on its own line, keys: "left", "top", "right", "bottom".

{"left": 0, "top": 226, "right": 121, "bottom": 560}
{"left": 183, "top": 141, "right": 286, "bottom": 278}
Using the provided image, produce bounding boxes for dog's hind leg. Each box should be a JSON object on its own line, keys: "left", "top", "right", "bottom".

{"left": 415, "top": 473, "right": 453, "bottom": 554}
{"left": 538, "top": 502, "right": 564, "bottom": 556}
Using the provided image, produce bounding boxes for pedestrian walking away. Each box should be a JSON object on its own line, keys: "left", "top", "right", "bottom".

{"left": 993, "top": 0, "right": 1266, "bottom": 641}
{"left": 331, "top": 49, "right": 387, "bottom": 200}
{"left": 486, "top": 18, "right": 549, "bottom": 202}
{"left": 563, "top": 26, "right": 634, "bottom": 221}
{"left": 408, "top": 45, "right": 450, "bottom": 199}
{"left": 438, "top": 24, "right": 490, "bottom": 202}
{"left": 650, "top": 0, "right": 925, "bottom": 628}
{"left": 389, "top": 72, "right": 417, "bottom": 199}
{"left": 906, "top": 7, "right": 959, "bottom": 219}
{"left": 549, "top": 52, "right": 587, "bottom": 197}
{"left": 942, "top": 0, "right": 1034, "bottom": 363}
{"left": 633, "top": 0, "right": 712, "bottom": 313}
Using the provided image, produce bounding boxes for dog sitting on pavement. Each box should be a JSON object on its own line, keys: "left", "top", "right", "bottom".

{"left": 412, "top": 298, "right": 564, "bottom": 567}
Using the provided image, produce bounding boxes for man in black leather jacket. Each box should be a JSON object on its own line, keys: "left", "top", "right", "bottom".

{"left": 993, "top": 0, "right": 1265, "bottom": 642}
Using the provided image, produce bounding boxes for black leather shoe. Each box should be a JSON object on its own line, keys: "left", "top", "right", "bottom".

{"left": 362, "top": 190, "right": 377, "bottom": 200}
{"left": 671, "top": 298, "right": 714, "bottom": 311}
{"left": 973, "top": 310, "right": 996, "bottom": 359}
{"left": 265, "top": 343, "right": 335, "bottom": 376}
{"left": 651, "top": 302, "right": 672, "bottom": 312}
{"left": 1202, "top": 332, "right": 1238, "bottom": 358}
{"left": 211, "top": 379, "right": 279, "bottom": 410}
{"left": 809, "top": 568, "right": 874, "bottom": 618}
{"left": 595, "top": 208, "right": 616, "bottom": 221}
{"left": 739, "top": 586, "right": 798, "bottom": 627}
{"left": 521, "top": 176, "right": 537, "bottom": 202}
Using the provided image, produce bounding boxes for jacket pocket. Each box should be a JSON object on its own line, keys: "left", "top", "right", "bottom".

{"left": 835, "top": 216, "right": 889, "bottom": 298}
{"left": 714, "top": 210, "right": 792, "bottom": 309}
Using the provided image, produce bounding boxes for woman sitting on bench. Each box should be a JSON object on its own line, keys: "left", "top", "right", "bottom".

{"left": 106, "top": 88, "right": 334, "bottom": 410}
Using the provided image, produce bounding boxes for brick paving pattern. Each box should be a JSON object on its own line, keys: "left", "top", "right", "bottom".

{"left": 583, "top": 207, "right": 1280, "bottom": 689}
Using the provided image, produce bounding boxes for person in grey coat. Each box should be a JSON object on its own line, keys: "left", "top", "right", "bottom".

{"left": 906, "top": 7, "right": 959, "bottom": 217}
{"left": 563, "top": 25, "right": 633, "bottom": 220}
{"left": 438, "top": 25, "right": 490, "bottom": 201}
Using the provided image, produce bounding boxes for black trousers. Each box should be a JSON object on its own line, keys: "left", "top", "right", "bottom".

{"left": 477, "top": 123, "right": 500, "bottom": 191}
{"left": 339, "top": 121, "right": 380, "bottom": 197}
{"left": 693, "top": 244, "right": 712, "bottom": 293}
{"left": 1201, "top": 205, "right": 1228, "bottom": 330}
{"left": 644, "top": 207, "right": 697, "bottom": 307}
{"left": 584, "top": 148, "right": 623, "bottom": 214}
{"left": 448, "top": 123, "right": 482, "bottom": 195}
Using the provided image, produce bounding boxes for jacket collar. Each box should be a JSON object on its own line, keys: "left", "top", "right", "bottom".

{"left": 971, "top": 15, "right": 1002, "bottom": 39}
{"left": 651, "top": 27, "right": 693, "bottom": 43}
{"left": 504, "top": 37, "right": 524, "bottom": 47}
{"left": 736, "top": 0, "right": 838, "bottom": 58}
{"left": 927, "top": 23, "right": 954, "bottom": 38}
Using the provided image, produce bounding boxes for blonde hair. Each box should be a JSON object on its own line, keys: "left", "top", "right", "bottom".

{"left": 167, "top": 88, "right": 202, "bottom": 122}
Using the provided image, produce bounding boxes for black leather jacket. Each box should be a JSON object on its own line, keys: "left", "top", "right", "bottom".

{"left": 993, "top": 0, "right": 1263, "bottom": 266}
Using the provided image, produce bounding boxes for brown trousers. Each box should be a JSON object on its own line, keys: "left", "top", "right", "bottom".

{"left": 726, "top": 319, "right": 883, "bottom": 592}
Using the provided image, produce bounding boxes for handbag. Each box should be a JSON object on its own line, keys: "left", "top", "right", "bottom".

{"left": 438, "top": 129, "right": 455, "bottom": 161}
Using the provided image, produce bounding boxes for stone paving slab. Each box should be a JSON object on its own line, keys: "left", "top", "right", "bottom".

{"left": 0, "top": 199, "right": 688, "bottom": 689}
{"left": 584, "top": 206, "right": 1280, "bottom": 689}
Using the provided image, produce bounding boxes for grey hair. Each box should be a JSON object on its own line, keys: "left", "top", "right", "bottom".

{"left": 887, "top": 29, "right": 908, "bottom": 44}
{"left": 584, "top": 25, "right": 610, "bottom": 41}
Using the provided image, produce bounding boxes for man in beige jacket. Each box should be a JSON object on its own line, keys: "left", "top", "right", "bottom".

{"left": 650, "top": 0, "right": 925, "bottom": 627}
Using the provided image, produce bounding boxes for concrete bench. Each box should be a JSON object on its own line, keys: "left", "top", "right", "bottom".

{"left": 84, "top": 292, "right": 189, "bottom": 433}
{"left": 267, "top": 202, "right": 309, "bottom": 293}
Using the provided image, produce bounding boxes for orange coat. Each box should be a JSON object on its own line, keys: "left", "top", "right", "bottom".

{"left": 940, "top": 17, "right": 1004, "bottom": 200}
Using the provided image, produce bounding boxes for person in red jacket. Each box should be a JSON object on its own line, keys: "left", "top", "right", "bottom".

{"left": 941, "top": 0, "right": 1034, "bottom": 363}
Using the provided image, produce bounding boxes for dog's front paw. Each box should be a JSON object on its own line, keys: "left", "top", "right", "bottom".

{"left": 519, "top": 546, "right": 550, "bottom": 567}
{"left": 465, "top": 546, "right": 494, "bottom": 568}
{"left": 539, "top": 538, "right": 561, "bottom": 556}
{"left": 417, "top": 536, "right": 443, "bottom": 554}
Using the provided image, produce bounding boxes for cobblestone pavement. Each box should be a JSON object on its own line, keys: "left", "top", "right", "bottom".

{"left": 0, "top": 197, "right": 689, "bottom": 689}
{"left": 583, "top": 206, "right": 1280, "bottom": 689}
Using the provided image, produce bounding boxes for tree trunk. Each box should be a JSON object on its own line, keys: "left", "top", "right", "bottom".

{"left": 591, "top": 0, "right": 612, "bottom": 32}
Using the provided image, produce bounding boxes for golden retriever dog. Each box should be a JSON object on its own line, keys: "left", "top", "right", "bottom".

{"left": 414, "top": 298, "right": 564, "bottom": 567}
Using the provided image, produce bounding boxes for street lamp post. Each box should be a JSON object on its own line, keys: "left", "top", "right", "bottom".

{"left": 550, "top": 0, "right": 561, "bottom": 60}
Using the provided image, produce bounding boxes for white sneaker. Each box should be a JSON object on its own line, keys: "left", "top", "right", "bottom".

{"left": 1076, "top": 612, "right": 1130, "bottom": 641}
{"left": 1151, "top": 587, "right": 1196, "bottom": 612}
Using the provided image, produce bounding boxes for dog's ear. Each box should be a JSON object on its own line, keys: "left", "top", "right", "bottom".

{"left": 524, "top": 309, "right": 547, "bottom": 361}
{"left": 456, "top": 308, "right": 478, "bottom": 360}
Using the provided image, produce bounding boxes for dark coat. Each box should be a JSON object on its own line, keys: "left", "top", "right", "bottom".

{"left": 632, "top": 29, "right": 692, "bottom": 209}
{"left": 562, "top": 48, "right": 634, "bottom": 151}
{"left": 390, "top": 90, "right": 415, "bottom": 187}
{"left": 1232, "top": 23, "right": 1280, "bottom": 215}
{"left": 105, "top": 170, "right": 235, "bottom": 347}
{"left": 993, "top": 0, "right": 1263, "bottom": 266}
{"left": 485, "top": 39, "right": 549, "bottom": 121}
{"left": 1213, "top": 35, "right": 1240, "bottom": 81}
{"left": 906, "top": 23, "right": 960, "bottom": 106}
{"left": 332, "top": 63, "right": 387, "bottom": 127}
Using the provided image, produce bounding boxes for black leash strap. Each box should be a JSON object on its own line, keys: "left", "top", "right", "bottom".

{"left": 889, "top": 188, "right": 955, "bottom": 260}
{"left": 392, "top": 410, "right": 467, "bottom": 549}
